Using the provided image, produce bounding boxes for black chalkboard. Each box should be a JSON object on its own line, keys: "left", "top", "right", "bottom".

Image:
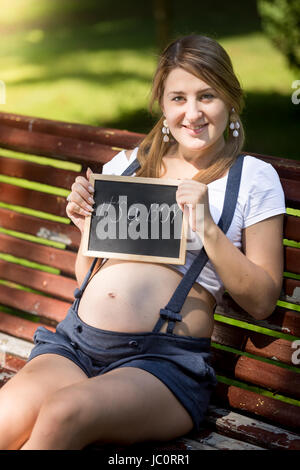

{"left": 82, "top": 174, "right": 187, "bottom": 264}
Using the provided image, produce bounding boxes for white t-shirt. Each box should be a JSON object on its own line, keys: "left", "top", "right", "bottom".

{"left": 102, "top": 147, "right": 286, "bottom": 306}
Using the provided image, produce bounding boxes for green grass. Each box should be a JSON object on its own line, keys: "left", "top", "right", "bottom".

{"left": 0, "top": 0, "right": 299, "bottom": 159}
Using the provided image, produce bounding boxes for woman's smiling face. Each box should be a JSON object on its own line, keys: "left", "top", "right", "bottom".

{"left": 162, "top": 67, "right": 230, "bottom": 157}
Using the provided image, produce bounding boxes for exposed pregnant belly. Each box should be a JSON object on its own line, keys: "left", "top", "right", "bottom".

{"left": 77, "top": 259, "right": 216, "bottom": 338}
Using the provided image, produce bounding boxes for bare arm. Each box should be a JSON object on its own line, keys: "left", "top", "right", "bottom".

{"left": 202, "top": 214, "right": 284, "bottom": 319}
{"left": 66, "top": 167, "right": 102, "bottom": 286}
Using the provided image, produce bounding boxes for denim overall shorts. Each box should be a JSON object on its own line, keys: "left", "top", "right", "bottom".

{"left": 28, "top": 154, "right": 244, "bottom": 432}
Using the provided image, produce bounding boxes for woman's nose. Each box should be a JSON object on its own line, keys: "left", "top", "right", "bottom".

{"left": 185, "top": 100, "right": 202, "bottom": 122}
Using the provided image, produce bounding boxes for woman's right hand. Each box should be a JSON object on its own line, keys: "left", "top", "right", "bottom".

{"left": 66, "top": 167, "right": 95, "bottom": 234}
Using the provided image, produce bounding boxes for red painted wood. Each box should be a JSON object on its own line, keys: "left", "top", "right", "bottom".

{"left": 284, "top": 214, "right": 300, "bottom": 242}
{"left": 0, "top": 181, "right": 68, "bottom": 217}
{"left": 0, "top": 123, "right": 118, "bottom": 165}
{"left": 0, "top": 155, "right": 80, "bottom": 190}
{"left": 0, "top": 207, "right": 81, "bottom": 250}
{"left": 216, "top": 296, "right": 300, "bottom": 337}
{"left": 0, "top": 111, "right": 144, "bottom": 149}
{"left": 0, "top": 232, "right": 76, "bottom": 275}
{"left": 214, "top": 381, "right": 300, "bottom": 430}
{"left": 212, "top": 321, "right": 298, "bottom": 365}
{"left": 0, "top": 285, "right": 71, "bottom": 324}
{"left": 0, "top": 259, "right": 76, "bottom": 302}
{"left": 0, "top": 310, "right": 54, "bottom": 342}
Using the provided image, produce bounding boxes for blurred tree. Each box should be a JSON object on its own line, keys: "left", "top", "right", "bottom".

{"left": 257, "top": 0, "right": 300, "bottom": 71}
{"left": 153, "top": 0, "right": 173, "bottom": 51}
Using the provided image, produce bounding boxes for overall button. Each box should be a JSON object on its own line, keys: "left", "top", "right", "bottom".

{"left": 74, "top": 288, "right": 83, "bottom": 299}
{"left": 76, "top": 325, "right": 83, "bottom": 333}
{"left": 70, "top": 341, "right": 78, "bottom": 349}
{"left": 129, "top": 340, "right": 138, "bottom": 348}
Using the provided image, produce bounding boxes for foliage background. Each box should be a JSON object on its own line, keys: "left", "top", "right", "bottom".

{"left": 0, "top": 0, "right": 299, "bottom": 160}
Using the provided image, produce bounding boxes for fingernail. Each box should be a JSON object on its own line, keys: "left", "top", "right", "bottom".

{"left": 88, "top": 196, "right": 94, "bottom": 204}
{"left": 88, "top": 185, "right": 94, "bottom": 193}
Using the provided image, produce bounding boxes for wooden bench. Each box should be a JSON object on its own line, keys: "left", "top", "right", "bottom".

{"left": 0, "top": 111, "right": 299, "bottom": 451}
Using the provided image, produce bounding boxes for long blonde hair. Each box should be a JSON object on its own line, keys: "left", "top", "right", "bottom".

{"left": 135, "top": 35, "right": 245, "bottom": 184}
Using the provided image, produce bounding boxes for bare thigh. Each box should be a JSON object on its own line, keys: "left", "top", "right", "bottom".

{"left": 24, "top": 366, "right": 194, "bottom": 449}
{"left": 84, "top": 366, "right": 194, "bottom": 445}
{"left": 0, "top": 354, "right": 87, "bottom": 449}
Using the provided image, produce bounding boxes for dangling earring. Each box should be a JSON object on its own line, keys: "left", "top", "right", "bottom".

{"left": 229, "top": 107, "right": 240, "bottom": 137}
{"left": 162, "top": 119, "right": 170, "bottom": 142}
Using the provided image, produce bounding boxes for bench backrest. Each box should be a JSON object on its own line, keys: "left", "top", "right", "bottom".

{"left": 0, "top": 111, "right": 299, "bottom": 430}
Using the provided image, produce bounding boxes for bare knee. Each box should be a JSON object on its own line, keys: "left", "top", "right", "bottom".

{"left": 26, "top": 389, "right": 84, "bottom": 449}
{"left": 0, "top": 381, "right": 34, "bottom": 450}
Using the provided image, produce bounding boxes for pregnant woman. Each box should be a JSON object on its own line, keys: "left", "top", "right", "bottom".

{"left": 0, "top": 34, "right": 286, "bottom": 450}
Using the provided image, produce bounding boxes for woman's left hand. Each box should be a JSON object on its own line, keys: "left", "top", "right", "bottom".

{"left": 176, "top": 179, "right": 213, "bottom": 233}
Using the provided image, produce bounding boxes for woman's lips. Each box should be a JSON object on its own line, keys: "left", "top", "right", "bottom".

{"left": 183, "top": 123, "right": 208, "bottom": 135}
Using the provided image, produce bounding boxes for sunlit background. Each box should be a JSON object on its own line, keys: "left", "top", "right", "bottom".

{"left": 0, "top": 0, "right": 299, "bottom": 159}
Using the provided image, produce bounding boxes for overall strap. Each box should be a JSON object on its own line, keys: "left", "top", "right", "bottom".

{"left": 73, "top": 257, "right": 98, "bottom": 306}
{"left": 121, "top": 157, "right": 141, "bottom": 176}
{"left": 153, "top": 154, "right": 245, "bottom": 333}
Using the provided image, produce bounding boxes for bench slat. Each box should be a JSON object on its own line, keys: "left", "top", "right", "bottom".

{"left": 0, "top": 232, "right": 76, "bottom": 275}
{"left": 0, "top": 353, "right": 26, "bottom": 372}
{"left": 207, "top": 405, "right": 300, "bottom": 450}
{"left": 283, "top": 278, "right": 300, "bottom": 304}
{"left": 0, "top": 155, "right": 81, "bottom": 190}
{"left": 0, "top": 124, "right": 116, "bottom": 166}
{"left": 0, "top": 112, "right": 144, "bottom": 149}
{"left": 0, "top": 285, "right": 71, "bottom": 325}
{"left": 0, "top": 331, "right": 33, "bottom": 362}
{"left": 216, "top": 296, "right": 300, "bottom": 337}
{"left": 0, "top": 182, "right": 67, "bottom": 217}
{"left": 0, "top": 311, "right": 54, "bottom": 343}
{"left": 0, "top": 207, "right": 80, "bottom": 249}
{"left": 284, "top": 214, "right": 300, "bottom": 242}
{"left": 0, "top": 260, "right": 76, "bottom": 302}
{"left": 178, "top": 432, "right": 264, "bottom": 450}
{"left": 1, "top": 113, "right": 299, "bottom": 178}
{"left": 212, "top": 321, "right": 298, "bottom": 365}
{"left": 235, "top": 355, "right": 300, "bottom": 399}
{"left": 280, "top": 178, "right": 300, "bottom": 210}
{"left": 212, "top": 349, "right": 300, "bottom": 400}
{"left": 285, "top": 246, "right": 300, "bottom": 275}
{"left": 253, "top": 154, "right": 300, "bottom": 180}
{"left": 214, "top": 381, "right": 300, "bottom": 430}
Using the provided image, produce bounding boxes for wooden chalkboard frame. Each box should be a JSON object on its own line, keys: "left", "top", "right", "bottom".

{"left": 82, "top": 174, "right": 187, "bottom": 264}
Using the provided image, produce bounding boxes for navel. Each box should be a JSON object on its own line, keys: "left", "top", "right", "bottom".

{"left": 108, "top": 292, "right": 116, "bottom": 298}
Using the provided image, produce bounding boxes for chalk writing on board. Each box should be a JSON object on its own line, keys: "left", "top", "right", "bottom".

{"left": 82, "top": 174, "right": 187, "bottom": 264}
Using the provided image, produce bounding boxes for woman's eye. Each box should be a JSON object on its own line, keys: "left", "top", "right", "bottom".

{"left": 172, "top": 96, "right": 184, "bottom": 102}
{"left": 201, "top": 94, "right": 214, "bottom": 100}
